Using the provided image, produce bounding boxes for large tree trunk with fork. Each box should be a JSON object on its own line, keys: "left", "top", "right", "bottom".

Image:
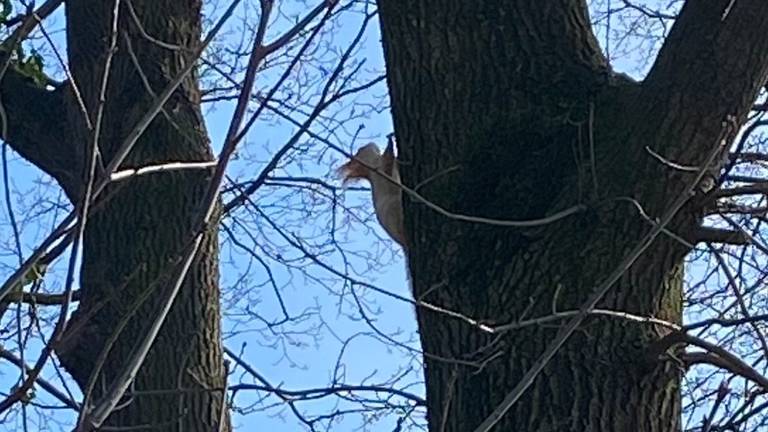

{"left": 377, "top": 1, "right": 768, "bottom": 431}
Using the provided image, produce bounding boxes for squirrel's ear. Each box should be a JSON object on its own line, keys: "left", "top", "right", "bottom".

{"left": 381, "top": 147, "right": 394, "bottom": 174}
{"left": 385, "top": 134, "right": 396, "bottom": 155}
{"left": 382, "top": 138, "right": 396, "bottom": 174}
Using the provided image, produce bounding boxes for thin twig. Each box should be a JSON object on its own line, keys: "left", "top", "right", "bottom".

{"left": 708, "top": 244, "right": 768, "bottom": 362}
{"left": 646, "top": 145, "right": 700, "bottom": 172}
{"left": 33, "top": 13, "right": 93, "bottom": 131}
{"left": 110, "top": 161, "right": 217, "bottom": 182}
{"left": 657, "top": 331, "right": 768, "bottom": 391}
{"left": 0, "top": 347, "right": 80, "bottom": 410}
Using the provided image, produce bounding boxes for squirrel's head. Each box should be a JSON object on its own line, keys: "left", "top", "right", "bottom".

{"left": 337, "top": 142, "right": 382, "bottom": 184}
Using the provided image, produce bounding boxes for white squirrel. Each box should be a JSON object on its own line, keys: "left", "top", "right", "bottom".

{"left": 338, "top": 139, "right": 407, "bottom": 249}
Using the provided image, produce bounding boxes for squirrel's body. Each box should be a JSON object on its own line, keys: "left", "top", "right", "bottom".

{"left": 339, "top": 141, "right": 406, "bottom": 248}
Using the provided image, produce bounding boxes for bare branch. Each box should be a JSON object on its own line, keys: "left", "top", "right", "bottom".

{"left": 639, "top": 1, "right": 768, "bottom": 179}
{"left": 110, "top": 161, "right": 217, "bottom": 182}
{"left": 692, "top": 226, "right": 749, "bottom": 245}
{"left": 653, "top": 331, "right": 768, "bottom": 392}
{"left": 0, "top": 70, "right": 79, "bottom": 195}
{"left": 713, "top": 183, "right": 768, "bottom": 199}
{"left": 1, "top": 289, "right": 82, "bottom": 306}
{"left": 0, "top": 347, "right": 80, "bottom": 410}
{"left": 0, "top": 0, "right": 82, "bottom": 197}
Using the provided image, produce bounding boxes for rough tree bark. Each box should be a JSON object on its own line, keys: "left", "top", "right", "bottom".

{"left": 1, "top": 1, "right": 228, "bottom": 430}
{"left": 378, "top": 1, "right": 768, "bottom": 431}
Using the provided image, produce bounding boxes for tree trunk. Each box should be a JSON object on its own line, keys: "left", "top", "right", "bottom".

{"left": 377, "top": 1, "right": 768, "bottom": 431}
{"left": 1, "top": 1, "right": 228, "bottom": 430}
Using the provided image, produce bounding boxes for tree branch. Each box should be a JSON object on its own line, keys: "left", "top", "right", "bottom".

{"left": 638, "top": 0, "right": 768, "bottom": 178}
{"left": 651, "top": 331, "right": 768, "bottom": 392}
{"left": 0, "top": 70, "right": 81, "bottom": 199}
{"left": 691, "top": 226, "right": 749, "bottom": 245}
{"left": 0, "top": 347, "right": 79, "bottom": 410}
{"left": 713, "top": 183, "right": 768, "bottom": 199}
{"left": 0, "top": 289, "right": 81, "bottom": 306}
{"left": 0, "top": 0, "right": 81, "bottom": 199}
